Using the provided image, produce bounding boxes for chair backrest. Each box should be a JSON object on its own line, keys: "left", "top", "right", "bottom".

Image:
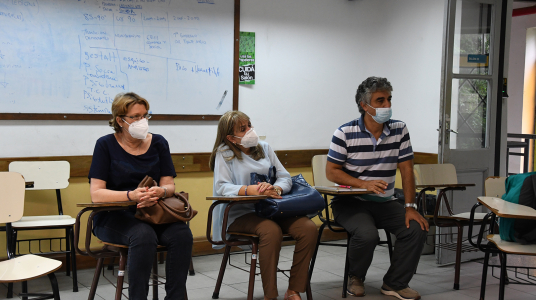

{"left": 311, "top": 155, "right": 335, "bottom": 186}
{"left": 9, "top": 161, "right": 70, "bottom": 190}
{"left": 485, "top": 176, "right": 507, "bottom": 197}
{"left": 414, "top": 164, "right": 458, "bottom": 186}
{"left": 0, "top": 172, "right": 26, "bottom": 223}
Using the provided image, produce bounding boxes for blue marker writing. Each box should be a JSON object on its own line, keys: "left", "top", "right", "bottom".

{"left": 216, "top": 90, "right": 228, "bottom": 110}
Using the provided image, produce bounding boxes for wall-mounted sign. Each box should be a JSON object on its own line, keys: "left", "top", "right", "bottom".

{"left": 239, "top": 32, "right": 255, "bottom": 84}
{"left": 459, "top": 54, "right": 489, "bottom": 68}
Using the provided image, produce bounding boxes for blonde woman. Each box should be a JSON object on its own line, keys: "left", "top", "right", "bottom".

{"left": 209, "top": 111, "right": 318, "bottom": 300}
{"left": 88, "top": 92, "right": 192, "bottom": 300}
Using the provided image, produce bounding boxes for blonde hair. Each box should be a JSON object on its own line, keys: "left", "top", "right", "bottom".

{"left": 109, "top": 92, "right": 150, "bottom": 133}
{"left": 209, "top": 111, "right": 264, "bottom": 171}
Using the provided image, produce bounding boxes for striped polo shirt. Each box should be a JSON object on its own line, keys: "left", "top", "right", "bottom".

{"left": 327, "top": 115, "right": 414, "bottom": 202}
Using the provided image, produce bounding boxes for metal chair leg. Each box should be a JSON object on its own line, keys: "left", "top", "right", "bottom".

{"left": 153, "top": 255, "right": 159, "bottom": 300}
{"left": 497, "top": 249, "right": 510, "bottom": 285}
{"left": 453, "top": 224, "right": 463, "bottom": 290}
{"left": 308, "top": 222, "right": 326, "bottom": 281}
{"left": 213, "top": 246, "right": 231, "bottom": 299}
{"left": 385, "top": 229, "right": 393, "bottom": 262}
{"left": 305, "top": 281, "right": 313, "bottom": 300}
{"left": 21, "top": 281, "right": 28, "bottom": 300}
{"left": 115, "top": 249, "right": 128, "bottom": 300}
{"left": 247, "top": 243, "right": 258, "bottom": 300}
{"left": 342, "top": 233, "right": 351, "bottom": 298}
{"left": 66, "top": 228, "right": 71, "bottom": 277}
{"left": 69, "top": 227, "right": 78, "bottom": 292}
{"left": 47, "top": 272, "right": 61, "bottom": 300}
{"left": 6, "top": 282, "right": 13, "bottom": 298}
{"left": 89, "top": 257, "right": 105, "bottom": 300}
{"left": 479, "top": 248, "right": 491, "bottom": 300}
{"left": 499, "top": 252, "right": 507, "bottom": 300}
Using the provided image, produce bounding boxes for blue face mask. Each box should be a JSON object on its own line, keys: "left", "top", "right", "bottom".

{"left": 367, "top": 104, "right": 392, "bottom": 124}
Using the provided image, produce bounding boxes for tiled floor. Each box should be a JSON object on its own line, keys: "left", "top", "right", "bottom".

{"left": 2, "top": 242, "right": 536, "bottom": 300}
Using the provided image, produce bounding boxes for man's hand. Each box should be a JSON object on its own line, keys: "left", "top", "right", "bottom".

{"left": 362, "top": 180, "right": 388, "bottom": 195}
{"left": 405, "top": 208, "right": 429, "bottom": 231}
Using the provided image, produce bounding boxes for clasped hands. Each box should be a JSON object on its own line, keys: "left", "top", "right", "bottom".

{"left": 255, "top": 182, "right": 282, "bottom": 199}
{"left": 130, "top": 186, "right": 166, "bottom": 208}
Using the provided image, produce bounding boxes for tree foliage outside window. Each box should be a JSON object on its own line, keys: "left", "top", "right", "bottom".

{"left": 456, "top": 33, "right": 490, "bottom": 149}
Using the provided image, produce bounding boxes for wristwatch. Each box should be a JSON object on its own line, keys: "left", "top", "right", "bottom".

{"left": 404, "top": 203, "right": 418, "bottom": 209}
{"left": 274, "top": 186, "right": 282, "bottom": 196}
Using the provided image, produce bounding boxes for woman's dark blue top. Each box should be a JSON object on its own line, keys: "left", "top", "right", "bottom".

{"left": 88, "top": 133, "right": 176, "bottom": 224}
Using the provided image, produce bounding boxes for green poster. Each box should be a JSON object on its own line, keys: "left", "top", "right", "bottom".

{"left": 239, "top": 32, "right": 255, "bottom": 84}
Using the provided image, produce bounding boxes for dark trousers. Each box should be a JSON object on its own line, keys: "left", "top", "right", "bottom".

{"left": 94, "top": 210, "right": 193, "bottom": 300}
{"left": 332, "top": 198, "right": 427, "bottom": 290}
{"left": 228, "top": 213, "right": 318, "bottom": 298}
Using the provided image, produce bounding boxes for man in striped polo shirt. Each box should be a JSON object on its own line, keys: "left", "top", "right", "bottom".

{"left": 327, "top": 77, "right": 428, "bottom": 300}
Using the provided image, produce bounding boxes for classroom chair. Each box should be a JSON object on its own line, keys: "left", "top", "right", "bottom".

{"left": 469, "top": 196, "right": 536, "bottom": 300}
{"left": 206, "top": 195, "right": 313, "bottom": 300}
{"left": 308, "top": 154, "right": 392, "bottom": 298}
{"left": 7, "top": 161, "right": 78, "bottom": 296}
{"left": 414, "top": 163, "right": 489, "bottom": 290}
{"left": 1, "top": 171, "right": 62, "bottom": 300}
{"left": 74, "top": 197, "right": 192, "bottom": 300}
{"left": 484, "top": 176, "right": 507, "bottom": 198}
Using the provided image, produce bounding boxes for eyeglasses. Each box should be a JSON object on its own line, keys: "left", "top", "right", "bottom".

{"left": 122, "top": 114, "right": 152, "bottom": 121}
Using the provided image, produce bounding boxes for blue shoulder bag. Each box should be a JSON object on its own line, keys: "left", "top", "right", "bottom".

{"left": 250, "top": 166, "right": 325, "bottom": 218}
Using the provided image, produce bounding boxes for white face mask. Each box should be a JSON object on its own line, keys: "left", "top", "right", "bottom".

{"left": 234, "top": 128, "right": 259, "bottom": 148}
{"left": 367, "top": 104, "right": 392, "bottom": 124}
{"left": 122, "top": 118, "right": 149, "bottom": 139}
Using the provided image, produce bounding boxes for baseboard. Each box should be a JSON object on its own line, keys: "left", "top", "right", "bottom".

{"left": 47, "top": 227, "right": 347, "bottom": 271}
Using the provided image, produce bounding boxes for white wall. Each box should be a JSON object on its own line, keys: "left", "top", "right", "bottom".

{"left": 0, "top": 0, "right": 445, "bottom": 158}
{"left": 506, "top": 3, "right": 536, "bottom": 173}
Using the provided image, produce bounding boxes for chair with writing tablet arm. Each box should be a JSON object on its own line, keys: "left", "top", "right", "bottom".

{"left": 1, "top": 171, "right": 62, "bottom": 300}
{"left": 74, "top": 193, "right": 194, "bottom": 300}
{"left": 414, "top": 163, "right": 490, "bottom": 290}
{"left": 6, "top": 161, "right": 77, "bottom": 297}
{"left": 469, "top": 196, "right": 536, "bottom": 300}
{"left": 206, "top": 195, "right": 313, "bottom": 300}
{"left": 308, "top": 154, "right": 393, "bottom": 298}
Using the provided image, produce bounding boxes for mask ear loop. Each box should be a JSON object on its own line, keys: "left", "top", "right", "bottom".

{"left": 366, "top": 103, "right": 376, "bottom": 119}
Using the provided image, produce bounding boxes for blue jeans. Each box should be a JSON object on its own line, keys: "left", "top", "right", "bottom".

{"left": 94, "top": 210, "right": 193, "bottom": 300}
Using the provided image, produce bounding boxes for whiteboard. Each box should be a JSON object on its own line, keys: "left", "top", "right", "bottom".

{"left": 0, "top": 0, "right": 235, "bottom": 116}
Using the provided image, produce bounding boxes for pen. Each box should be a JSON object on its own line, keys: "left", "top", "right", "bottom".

{"left": 339, "top": 185, "right": 351, "bottom": 188}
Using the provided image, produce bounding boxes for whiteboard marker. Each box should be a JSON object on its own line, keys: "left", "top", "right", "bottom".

{"left": 216, "top": 90, "right": 228, "bottom": 110}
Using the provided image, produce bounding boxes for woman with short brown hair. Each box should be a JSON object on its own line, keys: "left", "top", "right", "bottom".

{"left": 88, "top": 92, "right": 192, "bottom": 299}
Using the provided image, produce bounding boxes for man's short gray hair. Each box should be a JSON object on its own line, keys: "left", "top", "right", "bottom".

{"left": 355, "top": 76, "right": 393, "bottom": 114}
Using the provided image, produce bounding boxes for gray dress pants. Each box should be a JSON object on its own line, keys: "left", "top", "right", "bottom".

{"left": 331, "top": 197, "right": 427, "bottom": 290}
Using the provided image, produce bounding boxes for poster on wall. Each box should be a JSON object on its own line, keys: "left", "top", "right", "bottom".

{"left": 239, "top": 32, "right": 255, "bottom": 84}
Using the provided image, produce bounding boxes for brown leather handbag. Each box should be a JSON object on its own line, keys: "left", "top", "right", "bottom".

{"left": 134, "top": 175, "right": 198, "bottom": 224}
